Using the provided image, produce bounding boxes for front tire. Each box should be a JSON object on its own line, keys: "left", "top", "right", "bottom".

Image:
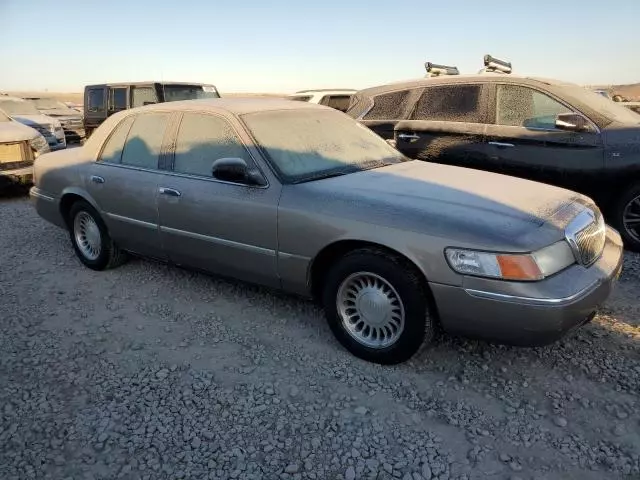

{"left": 68, "top": 200, "right": 127, "bottom": 270}
{"left": 322, "top": 248, "right": 436, "bottom": 364}
{"left": 612, "top": 183, "right": 640, "bottom": 252}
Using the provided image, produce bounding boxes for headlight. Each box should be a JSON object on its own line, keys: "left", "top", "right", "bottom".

{"left": 29, "top": 134, "right": 50, "bottom": 157}
{"left": 445, "top": 241, "right": 575, "bottom": 281}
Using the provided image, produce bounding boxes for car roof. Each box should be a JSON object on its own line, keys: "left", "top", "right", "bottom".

{"left": 84, "top": 81, "right": 216, "bottom": 88}
{"left": 127, "top": 98, "right": 331, "bottom": 116}
{"left": 293, "top": 89, "right": 356, "bottom": 94}
{"left": 355, "top": 73, "right": 577, "bottom": 96}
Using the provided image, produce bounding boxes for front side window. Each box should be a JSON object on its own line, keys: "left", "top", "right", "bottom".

{"left": 496, "top": 85, "right": 573, "bottom": 129}
{"left": 173, "top": 113, "right": 252, "bottom": 178}
{"left": 131, "top": 87, "right": 158, "bottom": 108}
{"left": 98, "top": 116, "right": 135, "bottom": 164}
{"left": 322, "top": 95, "right": 352, "bottom": 112}
{"left": 364, "top": 90, "right": 411, "bottom": 120}
{"left": 243, "top": 109, "right": 405, "bottom": 182}
{"left": 120, "top": 113, "right": 170, "bottom": 169}
{"left": 87, "top": 88, "right": 105, "bottom": 112}
{"left": 412, "top": 84, "right": 483, "bottom": 123}
{"left": 109, "top": 88, "right": 127, "bottom": 110}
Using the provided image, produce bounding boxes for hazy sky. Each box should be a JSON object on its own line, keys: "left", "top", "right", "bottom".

{"left": 1, "top": 0, "right": 638, "bottom": 93}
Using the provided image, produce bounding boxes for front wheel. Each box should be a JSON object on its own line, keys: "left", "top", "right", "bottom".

{"left": 322, "top": 248, "right": 436, "bottom": 364}
{"left": 612, "top": 183, "right": 640, "bottom": 252}
{"left": 68, "top": 200, "right": 127, "bottom": 270}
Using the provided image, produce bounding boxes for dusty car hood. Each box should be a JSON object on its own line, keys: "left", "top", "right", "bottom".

{"left": 38, "top": 108, "right": 82, "bottom": 119}
{"left": 12, "top": 114, "right": 60, "bottom": 128}
{"left": 0, "top": 121, "right": 39, "bottom": 142}
{"left": 288, "top": 161, "right": 589, "bottom": 251}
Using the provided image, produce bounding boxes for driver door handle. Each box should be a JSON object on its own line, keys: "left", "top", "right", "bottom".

{"left": 158, "top": 187, "right": 181, "bottom": 197}
{"left": 488, "top": 141, "right": 515, "bottom": 148}
{"left": 398, "top": 133, "right": 420, "bottom": 141}
{"left": 90, "top": 175, "right": 105, "bottom": 184}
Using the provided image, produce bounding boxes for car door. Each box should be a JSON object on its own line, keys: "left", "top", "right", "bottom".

{"left": 107, "top": 86, "right": 128, "bottom": 118}
{"left": 359, "top": 88, "right": 422, "bottom": 140}
{"left": 84, "top": 86, "right": 106, "bottom": 130}
{"left": 85, "top": 111, "right": 173, "bottom": 259}
{"left": 394, "top": 83, "right": 492, "bottom": 169}
{"left": 484, "top": 84, "right": 604, "bottom": 194}
{"left": 157, "top": 112, "right": 281, "bottom": 288}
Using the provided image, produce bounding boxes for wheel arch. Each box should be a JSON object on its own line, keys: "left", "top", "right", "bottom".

{"left": 59, "top": 187, "right": 101, "bottom": 227}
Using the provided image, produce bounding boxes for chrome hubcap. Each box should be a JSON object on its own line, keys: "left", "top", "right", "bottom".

{"left": 337, "top": 272, "right": 405, "bottom": 349}
{"left": 73, "top": 211, "right": 101, "bottom": 261}
{"left": 623, "top": 195, "right": 640, "bottom": 243}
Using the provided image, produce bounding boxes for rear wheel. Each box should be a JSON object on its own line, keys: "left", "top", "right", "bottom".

{"left": 68, "top": 200, "right": 127, "bottom": 270}
{"left": 612, "top": 183, "right": 640, "bottom": 251}
{"left": 322, "top": 248, "right": 436, "bottom": 364}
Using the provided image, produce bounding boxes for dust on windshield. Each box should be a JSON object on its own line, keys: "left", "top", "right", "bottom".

{"left": 563, "top": 86, "right": 640, "bottom": 124}
{"left": 29, "top": 98, "right": 76, "bottom": 113}
{"left": 0, "top": 99, "right": 41, "bottom": 116}
{"left": 242, "top": 109, "right": 406, "bottom": 183}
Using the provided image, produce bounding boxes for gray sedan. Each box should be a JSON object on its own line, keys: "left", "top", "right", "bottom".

{"left": 30, "top": 99, "right": 623, "bottom": 364}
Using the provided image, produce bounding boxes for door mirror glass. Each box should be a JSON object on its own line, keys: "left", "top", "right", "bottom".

{"left": 211, "top": 157, "right": 264, "bottom": 185}
{"left": 555, "top": 112, "right": 591, "bottom": 132}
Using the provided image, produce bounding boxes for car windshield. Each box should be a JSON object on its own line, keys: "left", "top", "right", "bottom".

{"left": 29, "top": 98, "right": 76, "bottom": 112}
{"left": 162, "top": 84, "right": 220, "bottom": 102}
{"left": 243, "top": 109, "right": 406, "bottom": 183}
{"left": 0, "top": 99, "right": 41, "bottom": 116}
{"left": 562, "top": 86, "right": 640, "bottom": 124}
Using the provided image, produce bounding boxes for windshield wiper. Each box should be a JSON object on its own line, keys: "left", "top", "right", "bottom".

{"left": 294, "top": 170, "right": 351, "bottom": 184}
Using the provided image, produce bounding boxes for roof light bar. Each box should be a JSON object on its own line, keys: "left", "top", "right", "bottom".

{"left": 424, "top": 62, "right": 460, "bottom": 77}
{"left": 481, "top": 54, "right": 512, "bottom": 74}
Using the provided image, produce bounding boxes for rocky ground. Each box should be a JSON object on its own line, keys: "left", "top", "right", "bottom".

{"left": 0, "top": 196, "right": 638, "bottom": 480}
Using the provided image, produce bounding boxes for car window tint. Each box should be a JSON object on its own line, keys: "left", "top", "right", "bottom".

{"left": 120, "top": 113, "right": 170, "bottom": 169}
{"left": 131, "top": 87, "right": 158, "bottom": 108}
{"left": 109, "top": 88, "right": 127, "bottom": 110}
{"left": 173, "top": 113, "right": 252, "bottom": 177}
{"left": 497, "top": 85, "right": 573, "bottom": 129}
{"left": 365, "top": 90, "right": 411, "bottom": 120}
{"left": 412, "top": 85, "right": 483, "bottom": 122}
{"left": 87, "top": 88, "right": 105, "bottom": 112}
{"left": 323, "top": 95, "right": 352, "bottom": 112}
{"left": 99, "top": 116, "right": 135, "bottom": 163}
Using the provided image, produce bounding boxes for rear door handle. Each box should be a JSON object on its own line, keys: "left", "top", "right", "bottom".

{"left": 158, "top": 187, "right": 181, "bottom": 197}
{"left": 488, "top": 141, "right": 515, "bottom": 148}
{"left": 90, "top": 175, "right": 105, "bottom": 184}
{"left": 397, "top": 133, "right": 420, "bottom": 141}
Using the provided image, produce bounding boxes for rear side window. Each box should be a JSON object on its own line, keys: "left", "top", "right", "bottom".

{"left": 173, "top": 113, "right": 252, "bottom": 178}
{"left": 99, "top": 116, "right": 135, "bottom": 163}
{"left": 412, "top": 85, "right": 483, "bottom": 123}
{"left": 120, "top": 113, "right": 170, "bottom": 169}
{"left": 321, "top": 95, "right": 352, "bottom": 112}
{"left": 131, "top": 87, "right": 158, "bottom": 108}
{"left": 87, "top": 88, "right": 105, "bottom": 112}
{"left": 364, "top": 90, "right": 411, "bottom": 120}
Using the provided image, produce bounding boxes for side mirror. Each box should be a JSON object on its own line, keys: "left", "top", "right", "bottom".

{"left": 555, "top": 113, "right": 591, "bottom": 133}
{"left": 211, "top": 157, "right": 264, "bottom": 185}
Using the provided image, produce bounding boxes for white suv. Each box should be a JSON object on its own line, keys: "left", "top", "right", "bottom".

{"left": 287, "top": 89, "right": 356, "bottom": 112}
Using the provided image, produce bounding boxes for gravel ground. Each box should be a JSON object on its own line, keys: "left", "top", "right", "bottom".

{"left": 1, "top": 196, "right": 639, "bottom": 480}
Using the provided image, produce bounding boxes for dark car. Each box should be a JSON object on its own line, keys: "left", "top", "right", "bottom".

{"left": 346, "top": 58, "right": 640, "bottom": 251}
{"left": 83, "top": 81, "right": 220, "bottom": 138}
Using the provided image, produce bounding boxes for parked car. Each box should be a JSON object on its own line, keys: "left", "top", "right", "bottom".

{"left": 287, "top": 89, "right": 356, "bottom": 112}
{"left": 83, "top": 82, "right": 220, "bottom": 138}
{"left": 346, "top": 56, "right": 640, "bottom": 251}
{"left": 0, "top": 108, "right": 50, "bottom": 188}
{"left": 621, "top": 101, "right": 640, "bottom": 115}
{"left": 23, "top": 96, "right": 85, "bottom": 143}
{"left": 30, "top": 99, "right": 622, "bottom": 364}
{"left": 0, "top": 96, "right": 66, "bottom": 151}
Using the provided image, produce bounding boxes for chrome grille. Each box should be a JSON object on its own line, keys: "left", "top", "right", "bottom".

{"left": 565, "top": 208, "right": 606, "bottom": 266}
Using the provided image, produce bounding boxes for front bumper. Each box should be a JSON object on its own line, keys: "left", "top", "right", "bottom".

{"left": 430, "top": 227, "right": 624, "bottom": 346}
{"left": 0, "top": 166, "right": 34, "bottom": 188}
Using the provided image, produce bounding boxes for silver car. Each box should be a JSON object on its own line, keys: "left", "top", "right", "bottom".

{"left": 30, "top": 99, "right": 623, "bottom": 364}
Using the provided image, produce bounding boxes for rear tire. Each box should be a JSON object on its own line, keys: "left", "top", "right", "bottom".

{"left": 68, "top": 200, "right": 127, "bottom": 270}
{"left": 612, "top": 183, "right": 640, "bottom": 252}
{"left": 322, "top": 248, "right": 436, "bottom": 364}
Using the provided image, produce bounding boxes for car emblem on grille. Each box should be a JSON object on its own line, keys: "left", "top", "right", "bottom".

{"left": 564, "top": 208, "right": 605, "bottom": 266}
